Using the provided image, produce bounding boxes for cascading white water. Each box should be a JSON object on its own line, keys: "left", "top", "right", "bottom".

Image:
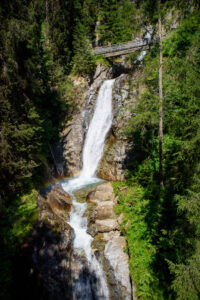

{"left": 62, "top": 79, "right": 115, "bottom": 193}
{"left": 82, "top": 79, "right": 114, "bottom": 178}
{"left": 62, "top": 79, "right": 115, "bottom": 300}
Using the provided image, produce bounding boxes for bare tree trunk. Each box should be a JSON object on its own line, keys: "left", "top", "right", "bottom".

{"left": 158, "top": 9, "right": 164, "bottom": 187}
{"left": 45, "top": 0, "right": 50, "bottom": 45}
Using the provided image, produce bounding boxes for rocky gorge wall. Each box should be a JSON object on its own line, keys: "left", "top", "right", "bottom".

{"left": 12, "top": 181, "right": 135, "bottom": 299}
{"left": 85, "top": 182, "right": 134, "bottom": 300}
{"left": 57, "top": 64, "right": 142, "bottom": 181}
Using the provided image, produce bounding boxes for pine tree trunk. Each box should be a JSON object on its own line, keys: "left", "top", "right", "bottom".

{"left": 158, "top": 11, "right": 164, "bottom": 187}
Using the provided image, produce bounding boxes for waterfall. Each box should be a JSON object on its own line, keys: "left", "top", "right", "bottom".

{"left": 82, "top": 79, "right": 114, "bottom": 178}
{"left": 62, "top": 79, "right": 115, "bottom": 193}
{"left": 62, "top": 79, "right": 115, "bottom": 300}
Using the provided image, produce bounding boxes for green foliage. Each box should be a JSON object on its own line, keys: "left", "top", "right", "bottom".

{"left": 0, "top": 1, "right": 200, "bottom": 299}
{"left": 71, "top": 0, "right": 139, "bottom": 74}
{"left": 94, "top": 55, "right": 111, "bottom": 69}
{"left": 97, "top": 0, "right": 138, "bottom": 45}
{"left": 0, "top": 3, "right": 73, "bottom": 297}
{"left": 45, "top": 0, "right": 73, "bottom": 71}
{"left": 121, "top": 8, "right": 200, "bottom": 299}
{"left": 0, "top": 189, "right": 38, "bottom": 299}
{"left": 72, "top": 20, "right": 96, "bottom": 77}
{"left": 125, "top": 50, "right": 142, "bottom": 66}
{"left": 169, "top": 241, "right": 200, "bottom": 300}
{"left": 11, "top": 190, "right": 38, "bottom": 243}
{"left": 71, "top": 0, "right": 98, "bottom": 77}
{"left": 113, "top": 182, "right": 162, "bottom": 299}
{"left": 0, "top": 0, "right": 72, "bottom": 197}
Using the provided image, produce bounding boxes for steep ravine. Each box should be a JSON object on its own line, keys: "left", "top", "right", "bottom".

{"left": 13, "top": 67, "right": 139, "bottom": 299}
{"left": 59, "top": 71, "right": 138, "bottom": 299}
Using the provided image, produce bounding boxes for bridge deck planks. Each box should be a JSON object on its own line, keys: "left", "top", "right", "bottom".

{"left": 93, "top": 38, "right": 152, "bottom": 57}
{"left": 92, "top": 35, "right": 164, "bottom": 57}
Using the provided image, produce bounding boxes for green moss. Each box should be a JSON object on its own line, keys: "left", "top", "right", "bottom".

{"left": 94, "top": 55, "right": 111, "bottom": 68}
{"left": 11, "top": 190, "right": 38, "bottom": 244}
{"left": 53, "top": 221, "right": 62, "bottom": 237}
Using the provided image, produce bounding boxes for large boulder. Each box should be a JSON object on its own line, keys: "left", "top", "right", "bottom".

{"left": 46, "top": 185, "right": 72, "bottom": 217}
{"left": 95, "top": 201, "right": 116, "bottom": 220}
{"left": 87, "top": 182, "right": 116, "bottom": 203}
{"left": 95, "top": 219, "right": 120, "bottom": 232}
{"left": 38, "top": 184, "right": 72, "bottom": 223}
{"left": 87, "top": 183, "right": 119, "bottom": 235}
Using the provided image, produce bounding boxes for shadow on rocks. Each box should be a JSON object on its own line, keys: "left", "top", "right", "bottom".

{"left": 11, "top": 222, "right": 73, "bottom": 300}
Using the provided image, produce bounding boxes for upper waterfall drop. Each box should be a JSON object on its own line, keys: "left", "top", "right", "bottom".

{"left": 81, "top": 79, "right": 115, "bottom": 178}
{"left": 62, "top": 79, "right": 115, "bottom": 194}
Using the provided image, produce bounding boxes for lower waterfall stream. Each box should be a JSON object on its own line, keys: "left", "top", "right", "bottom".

{"left": 62, "top": 79, "right": 115, "bottom": 299}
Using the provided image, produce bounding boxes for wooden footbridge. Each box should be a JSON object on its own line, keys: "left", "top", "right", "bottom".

{"left": 92, "top": 36, "right": 157, "bottom": 57}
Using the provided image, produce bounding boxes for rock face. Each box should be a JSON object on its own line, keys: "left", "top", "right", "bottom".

{"left": 98, "top": 73, "right": 131, "bottom": 181}
{"left": 98, "top": 71, "right": 143, "bottom": 181}
{"left": 38, "top": 184, "right": 72, "bottom": 221}
{"left": 60, "top": 65, "right": 142, "bottom": 181}
{"left": 12, "top": 184, "right": 74, "bottom": 300}
{"left": 30, "top": 222, "right": 73, "bottom": 300}
{"left": 35, "top": 184, "right": 74, "bottom": 299}
{"left": 86, "top": 182, "right": 134, "bottom": 300}
{"left": 95, "top": 219, "right": 120, "bottom": 232}
{"left": 62, "top": 65, "right": 110, "bottom": 177}
{"left": 104, "top": 231, "right": 132, "bottom": 300}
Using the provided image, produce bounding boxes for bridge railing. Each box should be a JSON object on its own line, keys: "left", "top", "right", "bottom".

{"left": 92, "top": 36, "right": 160, "bottom": 56}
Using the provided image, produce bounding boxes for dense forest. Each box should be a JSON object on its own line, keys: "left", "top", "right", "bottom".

{"left": 0, "top": 0, "right": 200, "bottom": 299}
